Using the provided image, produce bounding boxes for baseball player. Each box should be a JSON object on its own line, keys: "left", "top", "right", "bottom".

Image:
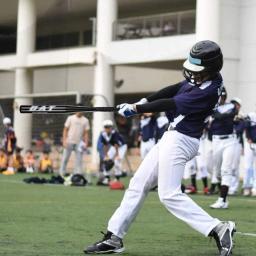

{"left": 84, "top": 41, "right": 236, "bottom": 256}
{"left": 229, "top": 98, "right": 244, "bottom": 195}
{"left": 243, "top": 112, "right": 256, "bottom": 196}
{"left": 97, "top": 120, "right": 127, "bottom": 185}
{"left": 209, "top": 90, "right": 241, "bottom": 209}
{"left": 139, "top": 113, "right": 157, "bottom": 159}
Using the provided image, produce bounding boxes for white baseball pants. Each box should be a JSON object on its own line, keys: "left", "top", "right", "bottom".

{"left": 230, "top": 141, "right": 242, "bottom": 193}
{"left": 108, "top": 131, "right": 220, "bottom": 238}
{"left": 140, "top": 138, "right": 155, "bottom": 159}
{"left": 108, "top": 144, "right": 128, "bottom": 177}
{"left": 243, "top": 142, "right": 256, "bottom": 189}
{"left": 211, "top": 136, "right": 237, "bottom": 186}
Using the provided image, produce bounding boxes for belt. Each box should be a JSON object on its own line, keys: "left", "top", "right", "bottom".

{"left": 212, "top": 134, "right": 236, "bottom": 140}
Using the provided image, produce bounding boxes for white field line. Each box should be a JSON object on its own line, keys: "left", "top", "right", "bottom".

{"left": 236, "top": 231, "right": 256, "bottom": 237}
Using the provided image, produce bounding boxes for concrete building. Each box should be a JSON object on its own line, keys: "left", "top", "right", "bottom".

{"left": 0, "top": 0, "right": 255, "bottom": 160}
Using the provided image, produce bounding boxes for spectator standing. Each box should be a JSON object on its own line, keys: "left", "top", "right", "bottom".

{"left": 59, "top": 107, "right": 90, "bottom": 175}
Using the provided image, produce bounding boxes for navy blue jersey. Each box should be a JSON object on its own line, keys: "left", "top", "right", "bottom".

{"left": 234, "top": 119, "right": 246, "bottom": 145}
{"left": 245, "top": 113, "right": 256, "bottom": 142}
{"left": 210, "top": 103, "right": 237, "bottom": 136}
{"left": 98, "top": 130, "right": 125, "bottom": 147}
{"left": 165, "top": 74, "right": 222, "bottom": 139}
{"left": 139, "top": 116, "right": 156, "bottom": 142}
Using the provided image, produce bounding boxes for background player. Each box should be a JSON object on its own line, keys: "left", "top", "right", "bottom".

{"left": 139, "top": 113, "right": 157, "bottom": 159}
{"left": 85, "top": 41, "right": 236, "bottom": 256}
{"left": 209, "top": 89, "right": 241, "bottom": 208}
{"left": 97, "top": 120, "right": 127, "bottom": 185}
{"left": 243, "top": 112, "right": 256, "bottom": 196}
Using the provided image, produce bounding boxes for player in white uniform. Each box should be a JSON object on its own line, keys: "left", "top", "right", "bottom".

{"left": 209, "top": 91, "right": 241, "bottom": 209}
{"left": 243, "top": 112, "right": 256, "bottom": 196}
{"left": 84, "top": 41, "right": 236, "bottom": 256}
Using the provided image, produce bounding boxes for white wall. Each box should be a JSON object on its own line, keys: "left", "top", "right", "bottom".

{"left": 0, "top": 65, "right": 183, "bottom": 97}
{"left": 238, "top": 0, "right": 256, "bottom": 113}
{"left": 220, "top": 0, "right": 240, "bottom": 100}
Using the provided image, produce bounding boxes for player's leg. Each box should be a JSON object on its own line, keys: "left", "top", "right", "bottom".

{"left": 243, "top": 142, "right": 254, "bottom": 196}
{"left": 209, "top": 139, "right": 223, "bottom": 195}
{"left": 157, "top": 131, "right": 220, "bottom": 236}
{"left": 84, "top": 144, "right": 159, "bottom": 253}
{"left": 229, "top": 141, "right": 241, "bottom": 195}
{"left": 185, "top": 157, "right": 198, "bottom": 194}
{"left": 59, "top": 144, "right": 73, "bottom": 175}
{"left": 74, "top": 144, "right": 83, "bottom": 174}
{"left": 157, "top": 131, "right": 235, "bottom": 255}
{"left": 113, "top": 144, "right": 127, "bottom": 179}
{"left": 211, "top": 140, "right": 235, "bottom": 208}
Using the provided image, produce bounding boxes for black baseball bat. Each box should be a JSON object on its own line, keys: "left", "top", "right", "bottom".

{"left": 20, "top": 105, "right": 118, "bottom": 114}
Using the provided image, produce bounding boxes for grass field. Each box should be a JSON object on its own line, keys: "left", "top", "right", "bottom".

{"left": 0, "top": 174, "right": 256, "bottom": 256}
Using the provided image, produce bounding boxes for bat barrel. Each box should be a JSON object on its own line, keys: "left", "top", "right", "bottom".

{"left": 20, "top": 105, "right": 118, "bottom": 114}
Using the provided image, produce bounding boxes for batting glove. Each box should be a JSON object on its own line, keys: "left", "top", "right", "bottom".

{"left": 117, "top": 103, "right": 137, "bottom": 117}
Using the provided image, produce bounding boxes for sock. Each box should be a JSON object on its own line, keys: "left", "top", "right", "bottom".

{"left": 210, "top": 183, "right": 217, "bottom": 193}
{"left": 202, "top": 177, "right": 208, "bottom": 188}
{"left": 220, "top": 185, "right": 229, "bottom": 202}
{"left": 191, "top": 174, "right": 197, "bottom": 189}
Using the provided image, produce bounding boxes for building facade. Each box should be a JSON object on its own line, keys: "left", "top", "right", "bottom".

{"left": 0, "top": 0, "right": 255, "bottom": 161}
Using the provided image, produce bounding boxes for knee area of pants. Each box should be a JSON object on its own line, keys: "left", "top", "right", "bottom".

{"left": 158, "top": 190, "right": 181, "bottom": 204}
{"left": 221, "top": 175, "right": 232, "bottom": 187}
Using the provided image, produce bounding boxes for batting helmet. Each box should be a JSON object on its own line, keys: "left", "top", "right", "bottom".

{"left": 183, "top": 40, "right": 223, "bottom": 84}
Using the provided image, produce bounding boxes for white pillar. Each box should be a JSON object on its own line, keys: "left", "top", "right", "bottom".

{"left": 14, "top": 0, "right": 36, "bottom": 150}
{"left": 196, "top": 0, "right": 220, "bottom": 42}
{"left": 92, "top": 0, "right": 117, "bottom": 165}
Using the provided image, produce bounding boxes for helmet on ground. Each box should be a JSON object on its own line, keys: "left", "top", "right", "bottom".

{"left": 183, "top": 40, "right": 223, "bottom": 84}
{"left": 3, "top": 117, "right": 11, "bottom": 125}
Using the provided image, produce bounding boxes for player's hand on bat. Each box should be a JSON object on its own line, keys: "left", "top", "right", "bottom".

{"left": 117, "top": 103, "right": 137, "bottom": 117}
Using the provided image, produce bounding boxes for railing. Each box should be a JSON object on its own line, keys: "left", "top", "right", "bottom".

{"left": 113, "top": 10, "right": 195, "bottom": 41}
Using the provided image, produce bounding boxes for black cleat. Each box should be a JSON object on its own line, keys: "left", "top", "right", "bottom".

{"left": 84, "top": 231, "right": 125, "bottom": 254}
{"left": 210, "top": 221, "right": 236, "bottom": 256}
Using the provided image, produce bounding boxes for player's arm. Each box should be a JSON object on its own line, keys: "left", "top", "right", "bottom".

{"left": 136, "top": 98, "right": 176, "bottom": 113}
{"left": 146, "top": 82, "right": 182, "bottom": 102}
{"left": 62, "top": 127, "right": 69, "bottom": 147}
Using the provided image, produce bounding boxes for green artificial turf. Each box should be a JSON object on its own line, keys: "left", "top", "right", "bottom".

{"left": 0, "top": 174, "right": 255, "bottom": 256}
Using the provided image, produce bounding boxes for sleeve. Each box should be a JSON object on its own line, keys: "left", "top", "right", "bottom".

{"left": 136, "top": 99, "right": 176, "bottom": 113}
{"left": 97, "top": 133, "right": 105, "bottom": 145}
{"left": 64, "top": 116, "right": 71, "bottom": 128}
{"left": 84, "top": 119, "right": 90, "bottom": 131}
{"left": 173, "top": 89, "right": 216, "bottom": 115}
{"left": 146, "top": 82, "right": 182, "bottom": 102}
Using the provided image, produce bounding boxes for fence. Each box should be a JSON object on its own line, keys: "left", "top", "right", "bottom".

{"left": 113, "top": 10, "right": 196, "bottom": 41}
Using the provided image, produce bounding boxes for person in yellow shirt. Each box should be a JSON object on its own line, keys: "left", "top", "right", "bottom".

{"left": 13, "top": 147, "right": 25, "bottom": 173}
{"left": 0, "top": 148, "right": 8, "bottom": 172}
{"left": 39, "top": 150, "right": 53, "bottom": 173}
